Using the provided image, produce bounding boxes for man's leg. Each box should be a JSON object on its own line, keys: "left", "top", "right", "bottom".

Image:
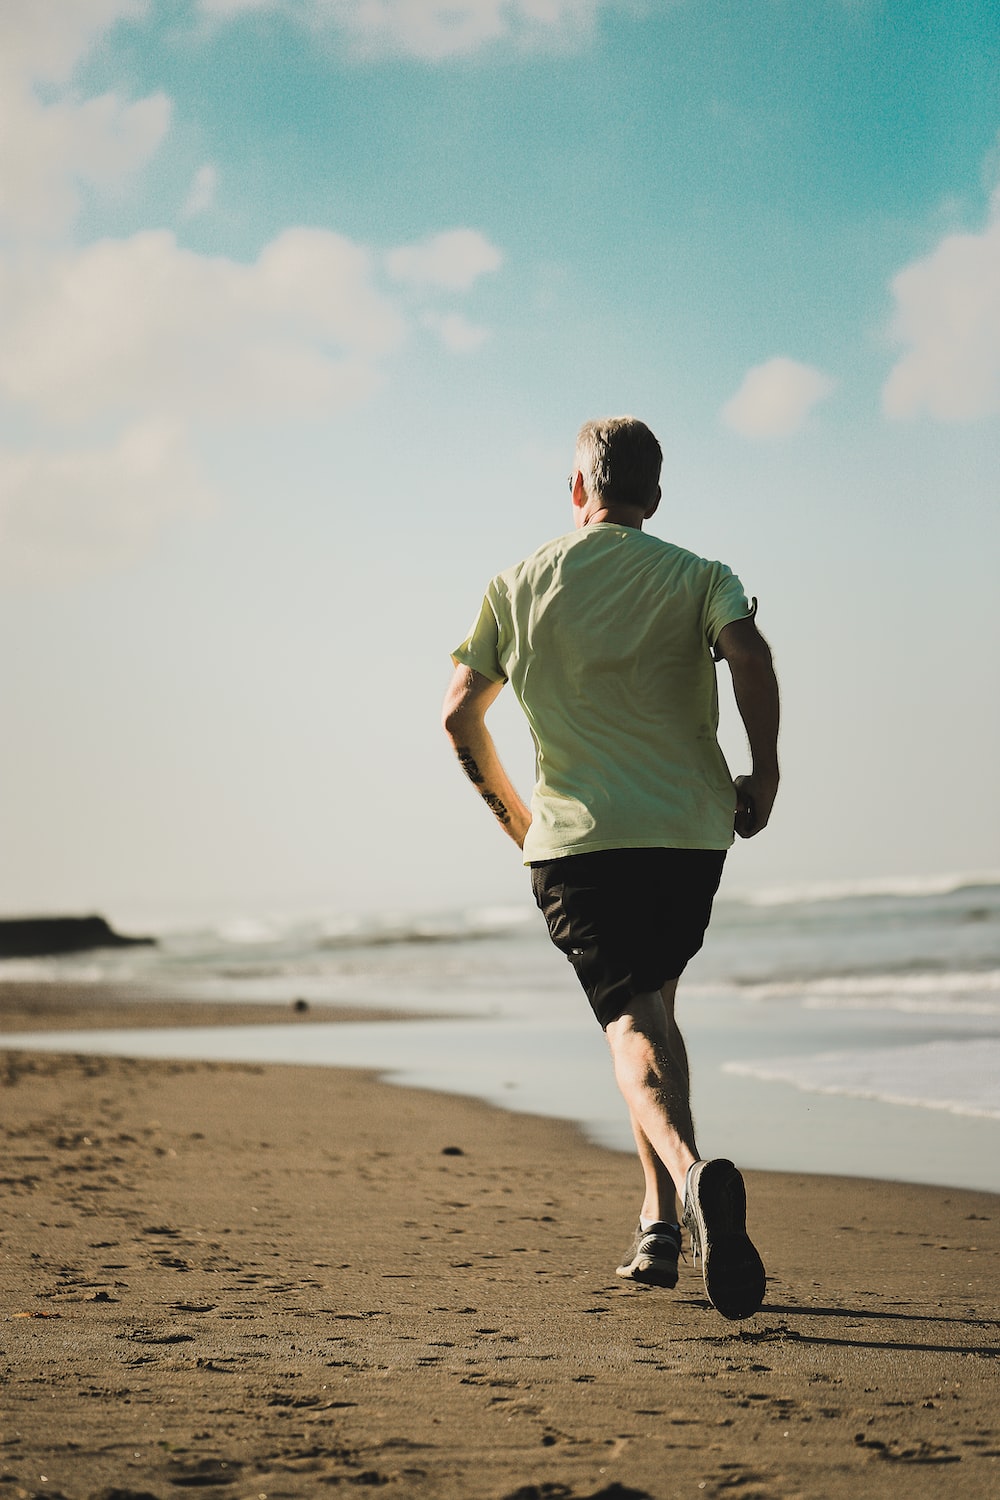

{"left": 532, "top": 849, "right": 763, "bottom": 1314}
{"left": 627, "top": 1112, "right": 676, "bottom": 1224}
{"left": 605, "top": 980, "right": 698, "bottom": 1202}
{"left": 621, "top": 981, "right": 697, "bottom": 1221}
{"left": 608, "top": 983, "right": 766, "bottom": 1318}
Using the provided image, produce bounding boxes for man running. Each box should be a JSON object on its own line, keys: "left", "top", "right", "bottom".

{"left": 442, "top": 416, "right": 779, "bottom": 1319}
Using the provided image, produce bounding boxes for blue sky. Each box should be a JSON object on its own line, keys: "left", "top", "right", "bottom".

{"left": 1, "top": 0, "right": 998, "bottom": 922}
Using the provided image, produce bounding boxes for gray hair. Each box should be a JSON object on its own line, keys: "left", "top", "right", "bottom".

{"left": 574, "top": 416, "right": 662, "bottom": 510}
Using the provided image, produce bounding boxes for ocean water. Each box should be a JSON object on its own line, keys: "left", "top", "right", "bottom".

{"left": 2, "top": 872, "right": 999, "bottom": 1195}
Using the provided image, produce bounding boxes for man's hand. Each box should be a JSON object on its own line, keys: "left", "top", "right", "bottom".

{"left": 733, "top": 771, "right": 779, "bottom": 839}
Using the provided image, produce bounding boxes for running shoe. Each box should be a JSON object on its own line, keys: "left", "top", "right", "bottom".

{"left": 683, "top": 1158, "right": 766, "bottom": 1319}
{"left": 615, "top": 1220, "right": 681, "bottom": 1288}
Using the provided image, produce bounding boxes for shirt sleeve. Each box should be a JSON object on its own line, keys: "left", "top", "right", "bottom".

{"left": 703, "top": 563, "right": 756, "bottom": 650}
{"left": 451, "top": 587, "right": 507, "bottom": 682}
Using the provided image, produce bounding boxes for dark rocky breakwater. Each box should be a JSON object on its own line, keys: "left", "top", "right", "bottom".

{"left": 0, "top": 915, "right": 155, "bottom": 958}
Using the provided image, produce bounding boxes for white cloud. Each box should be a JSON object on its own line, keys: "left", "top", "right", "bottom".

{"left": 0, "top": 0, "right": 149, "bottom": 86}
{"left": 0, "top": 220, "right": 500, "bottom": 579}
{"left": 0, "top": 227, "right": 399, "bottom": 580}
{"left": 0, "top": 228, "right": 406, "bottom": 424}
{"left": 422, "top": 311, "right": 492, "bottom": 352}
{"left": 0, "top": 0, "right": 169, "bottom": 238}
{"left": 0, "top": 0, "right": 509, "bottom": 580}
{"left": 199, "top": 0, "right": 610, "bottom": 59}
{"left": 182, "top": 163, "right": 219, "bottom": 219}
{"left": 386, "top": 228, "right": 503, "bottom": 291}
{"left": 882, "top": 218, "right": 1000, "bottom": 423}
{"left": 0, "top": 87, "right": 171, "bottom": 238}
{"left": 721, "top": 357, "right": 836, "bottom": 439}
{"left": 0, "top": 422, "right": 214, "bottom": 584}
{"left": 199, "top": 0, "right": 275, "bottom": 14}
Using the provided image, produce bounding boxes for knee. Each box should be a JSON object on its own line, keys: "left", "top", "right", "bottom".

{"left": 608, "top": 1023, "right": 662, "bottom": 1090}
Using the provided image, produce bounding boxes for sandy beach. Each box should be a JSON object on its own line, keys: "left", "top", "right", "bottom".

{"left": 2, "top": 991, "right": 998, "bottom": 1500}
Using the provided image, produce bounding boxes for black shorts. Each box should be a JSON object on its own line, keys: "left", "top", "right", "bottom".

{"left": 530, "top": 847, "right": 726, "bottom": 1029}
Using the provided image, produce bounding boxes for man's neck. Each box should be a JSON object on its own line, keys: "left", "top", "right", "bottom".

{"left": 581, "top": 505, "right": 645, "bottom": 530}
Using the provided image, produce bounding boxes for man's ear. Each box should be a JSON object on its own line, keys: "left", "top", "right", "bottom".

{"left": 644, "top": 485, "right": 662, "bottom": 520}
{"left": 571, "top": 470, "right": 588, "bottom": 510}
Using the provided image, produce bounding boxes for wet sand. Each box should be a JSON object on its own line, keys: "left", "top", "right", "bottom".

{"left": 0, "top": 981, "right": 423, "bottom": 1032}
{"left": 1, "top": 992, "right": 998, "bottom": 1499}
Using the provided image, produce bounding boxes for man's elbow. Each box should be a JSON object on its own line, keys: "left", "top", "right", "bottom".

{"left": 442, "top": 694, "right": 480, "bottom": 744}
{"left": 731, "top": 651, "right": 779, "bottom": 698}
{"left": 442, "top": 702, "right": 465, "bottom": 742}
{"left": 443, "top": 665, "right": 503, "bottom": 741}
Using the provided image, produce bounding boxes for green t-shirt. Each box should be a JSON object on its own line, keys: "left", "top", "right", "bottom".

{"left": 452, "top": 523, "right": 754, "bottom": 864}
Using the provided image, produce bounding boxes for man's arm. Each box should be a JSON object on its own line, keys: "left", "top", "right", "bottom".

{"left": 442, "top": 665, "right": 532, "bottom": 849}
{"left": 714, "top": 615, "right": 780, "bottom": 839}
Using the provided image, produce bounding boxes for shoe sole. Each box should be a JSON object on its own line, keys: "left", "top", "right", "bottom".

{"left": 615, "top": 1256, "right": 678, "bottom": 1289}
{"left": 683, "top": 1158, "right": 766, "bottom": 1319}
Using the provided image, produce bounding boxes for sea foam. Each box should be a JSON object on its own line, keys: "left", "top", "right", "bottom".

{"left": 724, "top": 1037, "right": 1000, "bottom": 1120}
